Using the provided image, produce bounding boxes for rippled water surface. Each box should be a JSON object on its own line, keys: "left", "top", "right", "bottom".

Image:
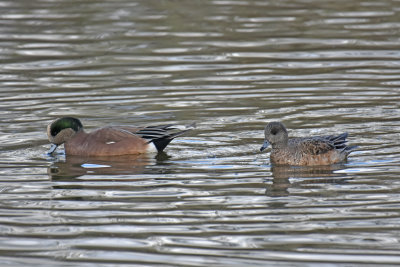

{"left": 1, "top": 0, "right": 400, "bottom": 266}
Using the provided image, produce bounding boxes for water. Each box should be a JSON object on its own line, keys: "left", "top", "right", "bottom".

{"left": 1, "top": 0, "right": 400, "bottom": 266}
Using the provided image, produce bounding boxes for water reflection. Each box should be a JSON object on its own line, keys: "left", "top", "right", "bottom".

{"left": 47, "top": 153, "right": 170, "bottom": 179}
{"left": 265, "top": 164, "right": 351, "bottom": 197}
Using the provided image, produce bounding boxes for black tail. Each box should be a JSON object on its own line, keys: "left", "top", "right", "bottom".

{"left": 152, "top": 139, "right": 174, "bottom": 152}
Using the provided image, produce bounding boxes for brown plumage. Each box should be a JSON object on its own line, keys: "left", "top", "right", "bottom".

{"left": 47, "top": 117, "right": 193, "bottom": 156}
{"left": 260, "top": 122, "right": 357, "bottom": 166}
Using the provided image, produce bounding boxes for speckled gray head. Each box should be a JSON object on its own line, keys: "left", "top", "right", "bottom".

{"left": 260, "top": 121, "right": 288, "bottom": 151}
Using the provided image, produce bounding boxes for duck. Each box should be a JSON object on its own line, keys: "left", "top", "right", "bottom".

{"left": 47, "top": 117, "right": 193, "bottom": 156}
{"left": 260, "top": 121, "right": 357, "bottom": 166}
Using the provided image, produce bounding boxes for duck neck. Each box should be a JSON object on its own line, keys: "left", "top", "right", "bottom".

{"left": 271, "top": 139, "right": 288, "bottom": 150}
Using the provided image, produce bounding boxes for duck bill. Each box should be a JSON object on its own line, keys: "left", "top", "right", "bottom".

{"left": 47, "top": 144, "right": 58, "bottom": 155}
{"left": 260, "top": 140, "right": 270, "bottom": 152}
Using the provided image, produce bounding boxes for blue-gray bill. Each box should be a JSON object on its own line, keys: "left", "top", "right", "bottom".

{"left": 260, "top": 140, "right": 270, "bottom": 152}
{"left": 47, "top": 144, "right": 58, "bottom": 155}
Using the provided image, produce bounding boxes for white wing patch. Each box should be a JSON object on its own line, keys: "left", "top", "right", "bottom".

{"left": 106, "top": 141, "right": 116, "bottom": 145}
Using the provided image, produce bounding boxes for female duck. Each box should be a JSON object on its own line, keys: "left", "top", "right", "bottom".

{"left": 260, "top": 122, "right": 357, "bottom": 166}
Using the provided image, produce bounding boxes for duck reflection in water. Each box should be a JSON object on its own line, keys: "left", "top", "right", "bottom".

{"left": 48, "top": 152, "right": 170, "bottom": 180}
{"left": 260, "top": 121, "right": 357, "bottom": 197}
{"left": 265, "top": 164, "right": 352, "bottom": 197}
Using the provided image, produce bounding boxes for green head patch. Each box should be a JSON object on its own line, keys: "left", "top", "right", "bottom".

{"left": 50, "top": 117, "right": 83, "bottom": 137}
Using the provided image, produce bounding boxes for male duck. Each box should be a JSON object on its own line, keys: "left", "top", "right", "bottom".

{"left": 47, "top": 117, "right": 193, "bottom": 156}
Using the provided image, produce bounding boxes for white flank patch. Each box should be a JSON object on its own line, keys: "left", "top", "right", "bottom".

{"left": 147, "top": 142, "right": 158, "bottom": 153}
{"left": 106, "top": 141, "right": 116, "bottom": 145}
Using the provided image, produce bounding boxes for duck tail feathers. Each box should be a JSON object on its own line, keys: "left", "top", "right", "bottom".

{"left": 137, "top": 123, "right": 195, "bottom": 152}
